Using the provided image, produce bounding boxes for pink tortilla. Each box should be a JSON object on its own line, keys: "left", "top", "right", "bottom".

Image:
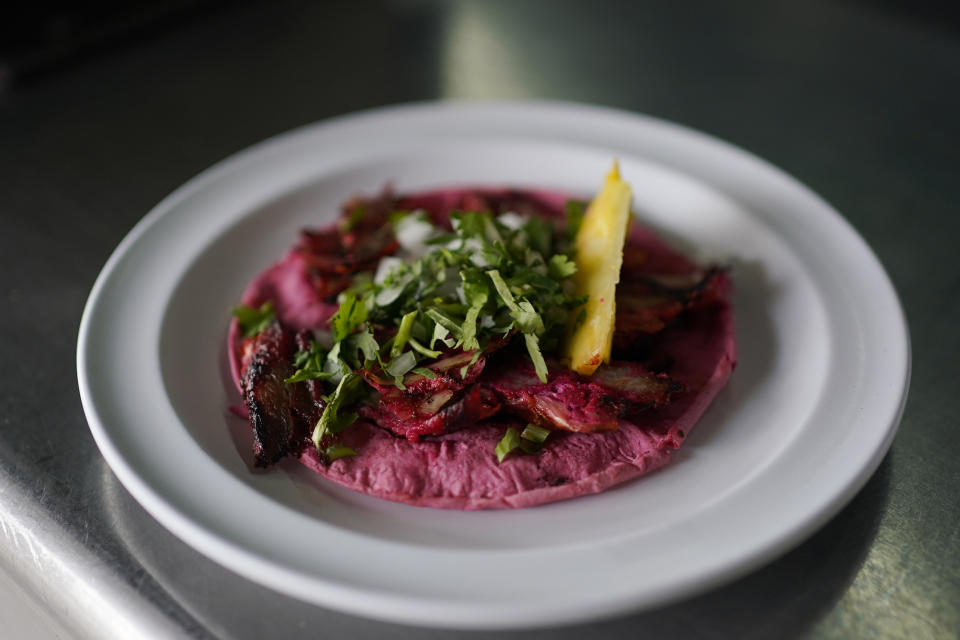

{"left": 230, "top": 189, "right": 736, "bottom": 509}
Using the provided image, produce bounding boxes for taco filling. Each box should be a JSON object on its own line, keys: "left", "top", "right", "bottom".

{"left": 228, "top": 170, "right": 735, "bottom": 509}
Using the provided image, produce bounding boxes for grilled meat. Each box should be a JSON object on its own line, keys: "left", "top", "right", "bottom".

{"left": 359, "top": 351, "right": 500, "bottom": 440}
{"left": 241, "top": 322, "right": 319, "bottom": 466}
{"left": 615, "top": 268, "right": 727, "bottom": 343}
{"left": 486, "top": 360, "right": 678, "bottom": 433}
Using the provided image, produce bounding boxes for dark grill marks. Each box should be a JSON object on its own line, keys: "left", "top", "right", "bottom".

{"left": 614, "top": 268, "right": 727, "bottom": 345}
{"left": 296, "top": 189, "right": 400, "bottom": 301}
{"left": 360, "top": 384, "right": 501, "bottom": 442}
{"left": 241, "top": 322, "right": 318, "bottom": 467}
{"left": 292, "top": 329, "right": 326, "bottom": 429}
{"left": 394, "top": 189, "right": 565, "bottom": 227}
{"left": 486, "top": 360, "right": 678, "bottom": 434}
{"left": 359, "top": 352, "right": 500, "bottom": 441}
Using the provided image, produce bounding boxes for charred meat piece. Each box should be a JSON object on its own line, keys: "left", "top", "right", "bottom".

{"left": 360, "top": 349, "right": 486, "bottom": 393}
{"left": 297, "top": 224, "right": 399, "bottom": 275}
{"left": 359, "top": 351, "right": 498, "bottom": 440}
{"left": 615, "top": 269, "right": 727, "bottom": 344}
{"left": 395, "top": 189, "right": 564, "bottom": 228}
{"left": 486, "top": 360, "right": 677, "bottom": 433}
{"left": 295, "top": 189, "right": 401, "bottom": 300}
{"left": 360, "top": 385, "right": 501, "bottom": 441}
{"left": 455, "top": 190, "right": 563, "bottom": 221}
{"left": 241, "top": 322, "right": 319, "bottom": 466}
{"left": 338, "top": 186, "right": 398, "bottom": 234}
{"left": 293, "top": 329, "right": 327, "bottom": 415}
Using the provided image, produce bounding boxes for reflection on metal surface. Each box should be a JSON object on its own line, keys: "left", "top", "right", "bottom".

{"left": 97, "top": 461, "right": 219, "bottom": 639}
{"left": 0, "top": 461, "right": 189, "bottom": 640}
{"left": 813, "top": 453, "right": 959, "bottom": 638}
{"left": 441, "top": 3, "right": 537, "bottom": 98}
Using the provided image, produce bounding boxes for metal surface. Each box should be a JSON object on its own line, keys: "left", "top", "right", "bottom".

{"left": 0, "top": 1, "right": 956, "bottom": 638}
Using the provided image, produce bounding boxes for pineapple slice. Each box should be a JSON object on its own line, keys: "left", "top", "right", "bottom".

{"left": 566, "top": 162, "right": 632, "bottom": 375}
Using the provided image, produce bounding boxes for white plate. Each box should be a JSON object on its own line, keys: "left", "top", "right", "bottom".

{"left": 77, "top": 102, "right": 909, "bottom": 629}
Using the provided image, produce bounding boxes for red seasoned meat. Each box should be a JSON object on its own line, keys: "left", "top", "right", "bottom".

{"left": 295, "top": 188, "right": 400, "bottom": 301}
{"left": 486, "top": 360, "right": 677, "bottom": 433}
{"left": 615, "top": 268, "right": 727, "bottom": 340}
{"left": 395, "top": 188, "right": 567, "bottom": 227}
{"left": 359, "top": 351, "right": 500, "bottom": 440}
{"left": 360, "top": 385, "right": 501, "bottom": 441}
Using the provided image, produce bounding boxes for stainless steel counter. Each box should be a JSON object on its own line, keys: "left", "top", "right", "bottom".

{"left": 1, "top": 1, "right": 957, "bottom": 638}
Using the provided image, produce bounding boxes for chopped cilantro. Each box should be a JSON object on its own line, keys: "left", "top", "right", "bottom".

{"left": 548, "top": 253, "right": 578, "bottom": 279}
{"left": 284, "top": 341, "right": 335, "bottom": 383}
{"left": 495, "top": 427, "right": 522, "bottom": 463}
{"left": 563, "top": 199, "right": 587, "bottom": 245}
{"left": 312, "top": 372, "right": 364, "bottom": 452}
{"left": 324, "top": 444, "right": 357, "bottom": 462}
{"left": 407, "top": 336, "right": 441, "bottom": 358}
{"left": 391, "top": 310, "right": 419, "bottom": 357}
{"left": 331, "top": 291, "right": 367, "bottom": 342}
{"left": 384, "top": 351, "right": 417, "bottom": 378}
{"left": 497, "top": 424, "right": 552, "bottom": 461}
{"left": 253, "top": 203, "right": 587, "bottom": 460}
{"left": 231, "top": 301, "right": 275, "bottom": 338}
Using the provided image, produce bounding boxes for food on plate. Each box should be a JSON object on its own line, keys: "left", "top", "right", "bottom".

{"left": 228, "top": 166, "right": 735, "bottom": 509}
{"left": 566, "top": 162, "right": 632, "bottom": 375}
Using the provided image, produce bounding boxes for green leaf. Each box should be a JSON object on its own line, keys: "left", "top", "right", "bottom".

{"left": 524, "top": 333, "right": 549, "bottom": 383}
{"left": 231, "top": 301, "right": 275, "bottom": 338}
{"left": 391, "top": 310, "right": 418, "bottom": 358}
{"left": 312, "top": 373, "right": 363, "bottom": 448}
{"left": 339, "top": 329, "right": 379, "bottom": 369}
{"left": 285, "top": 341, "right": 332, "bottom": 383}
{"left": 451, "top": 210, "right": 487, "bottom": 240}
{"left": 331, "top": 291, "right": 367, "bottom": 342}
{"left": 284, "top": 368, "right": 335, "bottom": 384}
{"left": 407, "top": 336, "right": 442, "bottom": 358}
{"left": 355, "top": 330, "right": 380, "bottom": 362}
{"left": 521, "top": 424, "right": 551, "bottom": 444}
{"left": 459, "top": 350, "right": 482, "bottom": 379}
{"left": 327, "top": 411, "right": 359, "bottom": 435}
{"left": 424, "top": 232, "right": 458, "bottom": 246}
{"left": 486, "top": 269, "right": 521, "bottom": 314}
{"left": 425, "top": 308, "right": 463, "bottom": 339}
{"left": 324, "top": 444, "right": 357, "bottom": 461}
{"left": 411, "top": 367, "right": 438, "bottom": 379}
{"left": 548, "top": 253, "right": 578, "bottom": 279}
{"left": 523, "top": 216, "right": 552, "bottom": 257}
{"left": 487, "top": 270, "right": 544, "bottom": 337}
{"left": 292, "top": 349, "right": 312, "bottom": 369}
{"left": 430, "top": 323, "right": 451, "bottom": 349}
{"left": 461, "top": 305, "right": 482, "bottom": 351}
{"left": 515, "top": 300, "right": 545, "bottom": 335}
{"left": 384, "top": 351, "right": 417, "bottom": 378}
{"left": 495, "top": 427, "right": 522, "bottom": 463}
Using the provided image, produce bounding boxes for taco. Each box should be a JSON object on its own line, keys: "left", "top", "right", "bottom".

{"left": 229, "top": 173, "right": 735, "bottom": 509}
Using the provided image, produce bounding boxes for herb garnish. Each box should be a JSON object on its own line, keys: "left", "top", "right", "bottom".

{"left": 283, "top": 204, "right": 586, "bottom": 460}
{"left": 232, "top": 302, "right": 275, "bottom": 338}
{"left": 495, "top": 424, "right": 552, "bottom": 462}
{"left": 284, "top": 341, "right": 334, "bottom": 383}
